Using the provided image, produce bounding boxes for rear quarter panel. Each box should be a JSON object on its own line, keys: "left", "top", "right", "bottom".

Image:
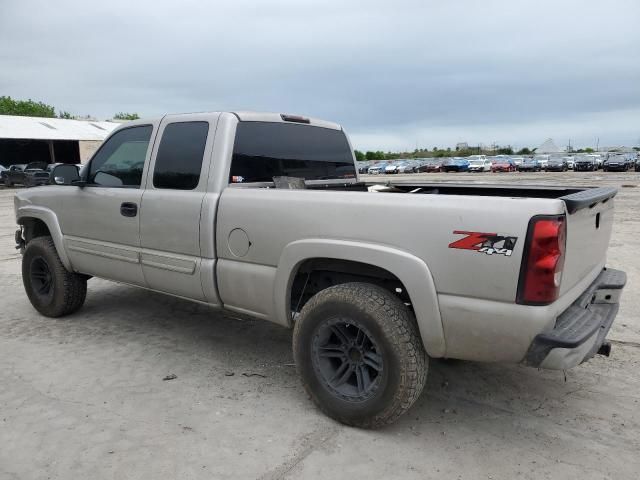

{"left": 215, "top": 188, "right": 567, "bottom": 360}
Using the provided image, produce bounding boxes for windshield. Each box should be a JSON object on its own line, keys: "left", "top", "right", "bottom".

{"left": 230, "top": 122, "right": 356, "bottom": 183}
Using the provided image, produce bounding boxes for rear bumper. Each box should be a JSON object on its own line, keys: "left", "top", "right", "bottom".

{"left": 523, "top": 268, "right": 626, "bottom": 370}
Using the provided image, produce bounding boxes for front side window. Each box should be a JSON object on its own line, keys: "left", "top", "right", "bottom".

{"left": 153, "top": 121, "right": 209, "bottom": 190}
{"left": 88, "top": 125, "right": 152, "bottom": 187}
{"left": 229, "top": 122, "right": 356, "bottom": 183}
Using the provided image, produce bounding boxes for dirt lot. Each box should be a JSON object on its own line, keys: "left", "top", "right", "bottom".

{"left": 1, "top": 172, "right": 639, "bottom": 480}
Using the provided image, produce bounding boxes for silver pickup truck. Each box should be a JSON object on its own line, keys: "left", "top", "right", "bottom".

{"left": 14, "top": 112, "right": 626, "bottom": 428}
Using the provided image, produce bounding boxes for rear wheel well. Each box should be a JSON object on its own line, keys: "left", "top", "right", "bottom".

{"left": 19, "top": 218, "right": 51, "bottom": 244}
{"left": 290, "top": 258, "right": 412, "bottom": 316}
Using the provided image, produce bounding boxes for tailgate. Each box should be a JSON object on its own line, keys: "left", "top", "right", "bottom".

{"left": 560, "top": 188, "right": 617, "bottom": 295}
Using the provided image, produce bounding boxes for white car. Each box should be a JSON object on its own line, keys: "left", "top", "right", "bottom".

{"left": 533, "top": 155, "right": 550, "bottom": 169}
{"left": 563, "top": 157, "right": 575, "bottom": 170}
{"left": 510, "top": 157, "right": 524, "bottom": 166}
{"left": 468, "top": 159, "right": 492, "bottom": 172}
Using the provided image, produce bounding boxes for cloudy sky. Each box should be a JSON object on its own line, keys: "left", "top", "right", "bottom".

{"left": 1, "top": 0, "right": 639, "bottom": 150}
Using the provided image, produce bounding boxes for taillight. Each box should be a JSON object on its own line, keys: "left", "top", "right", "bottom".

{"left": 517, "top": 215, "right": 566, "bottom": 305}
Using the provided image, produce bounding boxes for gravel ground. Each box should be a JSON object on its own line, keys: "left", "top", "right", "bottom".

{"left": 1, "top": 171, "right": 639, "bottom": 480}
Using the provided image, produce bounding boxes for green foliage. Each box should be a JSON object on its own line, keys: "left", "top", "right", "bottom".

{"left": 0, "top": 96, "right": 55, "bottom": 117}
{"left": 354, "top": 150, "right": 365, "bottom": 161}
{"left": 365, "top": 150, "right": 386, "bottom": 160}
{"left": 114, "top": 112, "right": 140, "bottom": 120}
{"left": 58, "top": 110, "right": 73, "bottom": 119}
{"left": 517, "top": 147, "right": 532, "bottom": 155}
{"left": 497, "top": 147, "right": 514, "bottom": 155}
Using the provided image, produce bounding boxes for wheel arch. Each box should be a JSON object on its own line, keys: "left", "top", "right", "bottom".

{"left": 17, "top": 207, "right": 72, "bottom": 270}
{"left": 274, "top": 239, "right": 445, "bottom": 357}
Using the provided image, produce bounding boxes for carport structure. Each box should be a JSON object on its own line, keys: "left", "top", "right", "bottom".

{"left": 0, "top": 115, "right": 118, "bottom": 168}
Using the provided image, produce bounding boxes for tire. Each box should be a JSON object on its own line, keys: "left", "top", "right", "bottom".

{"left": 293, "top": 282, "right": 428, "bottom": 428}
{"left": 22, "top": 236, "right": 87, "bottom": 317}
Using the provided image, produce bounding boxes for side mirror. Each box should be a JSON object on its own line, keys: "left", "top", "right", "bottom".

{"left": 51, "top": 164, "right": 81, "bottom": 186}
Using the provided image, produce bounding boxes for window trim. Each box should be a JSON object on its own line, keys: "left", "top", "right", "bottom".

{"left": 84, "top": 124, "right": 154, "bottom": 189}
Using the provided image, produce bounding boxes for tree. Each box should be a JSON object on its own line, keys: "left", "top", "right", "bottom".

{"left": 517, "top": 147, "right": 532, "bottom": 155}
{"left": 497, "top": 147, "right": 514, "bottom": 155}
{"left": 58, "top": 111, "right": 73, "bottom": 119}
{"left": 114, "top": 112, "right": 140, "bottom": 120}
{"left": 354, "top": 150, "right": 365, "bottom": 161}
{"left": 0, "top": 96, "right": 55, "bottom": 117}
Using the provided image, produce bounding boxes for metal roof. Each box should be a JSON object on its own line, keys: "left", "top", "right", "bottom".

{"left": 0, "top": 115, "right": 119, "bottom": 141}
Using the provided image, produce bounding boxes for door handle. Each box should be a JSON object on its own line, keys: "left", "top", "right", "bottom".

{"left": 120, "top": 202, "right": 138, "bottom": 217}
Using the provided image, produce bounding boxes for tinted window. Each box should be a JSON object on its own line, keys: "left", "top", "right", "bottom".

{"left": 153, "top": 122, "right": 209, "bottom": 190}
{"left": 230, "top": 122, "right": 356, "bottom": 183}
{"left": 88, "top": 126, "right": 152, "bottom": 187}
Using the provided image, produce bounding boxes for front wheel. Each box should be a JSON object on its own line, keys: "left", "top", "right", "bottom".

{"left": 293, "top": 283, "right": 428, "bottom": 428}
{"left": 22, "top": 236, "right": 87, "bottom": 317}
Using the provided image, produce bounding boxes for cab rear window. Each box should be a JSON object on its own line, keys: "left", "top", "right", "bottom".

{"left": 229, "top": 122, "right": 355, "bottom": 183}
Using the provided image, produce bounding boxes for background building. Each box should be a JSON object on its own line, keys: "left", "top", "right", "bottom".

{"left": 0, "top": 115, "right": 118, "bottom": 167}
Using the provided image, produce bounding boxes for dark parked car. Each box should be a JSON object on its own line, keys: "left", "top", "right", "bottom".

{"left": 574, "top": 156, "right": 597, "bottom": 172}
{"left": 3, "top": 163, "right": 50, "bottom": 187}
{"left": 603, "top": 155, "right": 631, "bottom": 172}
{"left": 441, "top": 158, "right": 469, "bottom": 172}
{"left": 357, "top": 162, "right": 370, "bottom": 174}
{"left": 517, "top": 159, "right": 541, "bottom": 172}
{"left": 546, "top": 158, "right": 569, "bottom": 172}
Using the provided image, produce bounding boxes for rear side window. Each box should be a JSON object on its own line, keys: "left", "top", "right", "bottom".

{"left": 230, "top": 122, "right": 356, "bottom": 183}
{"left": 153, "top": 121, "right": 209, "bottom": 190}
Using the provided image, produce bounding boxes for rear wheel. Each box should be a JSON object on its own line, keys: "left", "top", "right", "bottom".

{"left": 22, "top": 236, "right": 87, "bottom": 317}
{"left": 293, "top": 283, "right": 428, "bottom": 428}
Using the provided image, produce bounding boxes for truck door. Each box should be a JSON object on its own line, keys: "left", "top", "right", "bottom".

{"left": 139, "top": 114, "right": 220, "bottom": 303}
{"left": 59, "top": 123, "right": 157, "bottom": 286}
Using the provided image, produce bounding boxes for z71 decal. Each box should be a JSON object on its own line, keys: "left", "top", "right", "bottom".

{"left": 448, "top": 231, "right": 518, "bottom": 257}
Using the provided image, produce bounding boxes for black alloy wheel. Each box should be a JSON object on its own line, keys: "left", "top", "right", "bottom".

{"left": 312, "top": 318, "right": 383, "bottom": 401}
{"left": 29, "top": 256, "right": 54, "bottom": 301}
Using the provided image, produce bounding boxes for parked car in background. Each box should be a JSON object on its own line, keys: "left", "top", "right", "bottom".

{"left": 603, "top": 154, "right": 630, "bottom": 172}
{"left": 441, "top": 157, "right": 469, "bottom": 172}
{"left": 562, "top": 156, "right": 575, "bottom": 170}
{"left": 491, "top": 158, "right": 516, "bottom": 172}
{"left": 468, "top": 158, "right": 492, "bottom": 172}
{"left": 517, "top": 159, "right": 542, "bottom": 172}
{"left": 592, "top": 155, "right": 604, "bottom": 169}
{"left": 636, "top": 158, "right": 640, "bottom": 172}
{"left": 3, "top": 162, "right": 50, "bottom": 187}
{"left": 510, "top": 156, "right": 524, "bottom": 167}
{"left": 533, "top": 155, "right": 550, "bottom": 169}
{"left": 546, "top": 158, "right": 569, "bottom": 172}
{"left": 467, "top": 154, "right": 487, "bottom": 163}
{"left": 384, "top": 163, "right": 400, "bottom": 174}
{"left": 0, "top": 165, "right": 7, "bottom": 182}
{"left": 418, "top": 159, "right": 442, "bottom": 172}
{"left": 357, "top": 162, "right": 370, "bottom": 174}
{"left": 397, "top": 161, "right": 418, "bottom": 173}
{"left": 574, "top": 156, "right": 597, "bottom": 172}
{"left": 367, "top": 162, "right": 388, "bottom": 174}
